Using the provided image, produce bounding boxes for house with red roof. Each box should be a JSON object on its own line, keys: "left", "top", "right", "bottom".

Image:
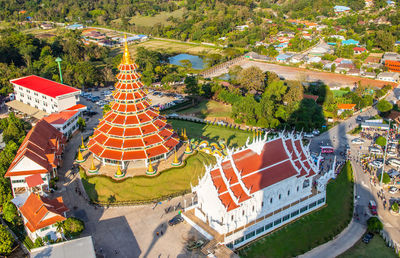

{"left": 18, "top": 193, "right": 68, "bottom": 241}
{"left": 43, "top": 110, "right": 80, "bottom": 137}
{"left": 10, "top": 75, "right": 81, "bottom": 114}
{"left": 184, "top": 133, "right": 337, "bottom": 249}
{"left": 353, "top": 47, "right": 367, "bottom": 54}
{"left": 5, "top": 119, "right": 66, "bottom": 197}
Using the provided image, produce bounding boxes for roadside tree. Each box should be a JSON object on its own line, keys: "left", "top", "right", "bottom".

{"left": 375, "top": 136, "right": 386, "bottom": 147}
{"left": 376, "top": 100, "right": 393, "bottom": 113}
{"left": 367, "top": 217, "right": 383, "bottom": 233}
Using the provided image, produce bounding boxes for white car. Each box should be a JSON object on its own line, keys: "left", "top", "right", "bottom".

{"left": 312, "top": 129, "right": 320, "bottom": 136}
{"left": 304, "top": 133, "right": 314, "bottom": 138}
{"left": 389, "top": 187, "right": 398, "bottom": 194}
{"left": 370, "top": 160, "right": 383, "bottom": 168}
{"left": 370, "top": 147, "right": 383, "bottom": 155}
{"left": 387, "top": 151, "right": 397, "bottom": 157}
{"left": 351, "top": 138, "right": 365, "bottom": 144}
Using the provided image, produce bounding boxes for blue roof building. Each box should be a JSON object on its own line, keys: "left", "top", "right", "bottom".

{"left": 334, "top": 5, "right": 351, "bottom": 13}
{"left": 342, "top": 39, "right": 359, "bottom": 46}
{"left": 276, "top": 53, "right": 293, "bottom": 62}
{"left": 66, "top": 24, "right": 85, "bottom": 30}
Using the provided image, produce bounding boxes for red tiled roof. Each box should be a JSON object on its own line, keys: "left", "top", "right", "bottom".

{"left": 43, "top": 110, "right": 78, "bottom": 125}
{"left": 19, "top": 193, "right": 68, "bottom": 232}
{"left": 5, "top": 120, "right": 65, "bottom": 177}
{"left": 210, "top": 136, "right": 318, "bottom": 211}
{"left": 11, "top": 75, "right": 80, "bottom": 98}
{"left": 25, "top": 174, "right": 44, "bottom": 188}
{"left": 65, "top": 104, "right": 87, "bottom": 111}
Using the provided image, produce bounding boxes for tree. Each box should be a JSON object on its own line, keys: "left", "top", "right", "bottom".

{"left": 237, "top": 66, "right": 265, "bottom": 92}
{"left": 184, "top": 76, "right": 199, "bottom": 96}
{"left": 367, "top": 217, "right": 383, "bottom": 233}
{"left": 375, "top": 136, "right": 387, "bottom": 147}
{"left": 34, "top": 237, "right": 44, "bottom": 248}
{"left": 63, "top": 217, "right": 85, "bottom": 237}
{"left": 375, "top": 30, "right": 394, "bottom": 51}
{"left": 283, "top": 80, "right": 303, "bottom": 105}
{"left": 381, "top": 172, "right": 391, "bottom": 184}
{"left": 0, "top": 225, "right": 13, "bottom": 255}
{"left": 102, "top": 104, "right": 111, "bottom": 115}
{"left": 2, "top": 201, "right": 17, "bottom": 224}
{"left": 77, "top": 117, "right": 86, "bottom": 131}
{"left": 391, "top": 202, "right": 399, "bottom": 213}
{"left": 377, "top": 100, "right": 393, "bottom": 113}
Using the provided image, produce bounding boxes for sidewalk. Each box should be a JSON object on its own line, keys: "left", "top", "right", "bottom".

{"left": 299, "top": 219, "right": 366, "bottom": 258}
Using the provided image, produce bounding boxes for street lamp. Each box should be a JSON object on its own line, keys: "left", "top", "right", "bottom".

{"left": 55, "top": 57, "right": 63, "bottom": 84}
{"left": 380, "top": 119, "right": 392, "bottom": 186}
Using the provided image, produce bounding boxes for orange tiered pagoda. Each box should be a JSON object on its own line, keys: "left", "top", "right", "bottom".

{"left": 87, "top": 36, "right": 180, "bottom": 169}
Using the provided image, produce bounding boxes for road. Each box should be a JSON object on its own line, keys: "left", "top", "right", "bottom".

{"left": 302, "top": 91, "right": 399, "bottom": 257}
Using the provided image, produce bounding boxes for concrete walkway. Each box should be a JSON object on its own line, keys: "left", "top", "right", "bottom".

{"left": 299, "top": 219, "right": 366, "bottom": 258}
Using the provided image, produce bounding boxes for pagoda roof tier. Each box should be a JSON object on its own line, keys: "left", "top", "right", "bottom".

{"left": 115, "top": 81, "right": 144, "bottom": 90}
{"left": 116, "top": 72, "right": 141, "bottom": 81}
{"left": 88, "top": 137, "right": 179, "bottom": 161}
{"left": 111, "top": 100, "right": 151, "bottom": 112}
{"left": 112, "top": 91, "right": 148, "bottom": 101}
{"left": 88, "top": 127, "right": 177, "bottom": 150}
{"left": 102, "top": 110, "right": 161, "bottom": 127}
{"left": 118, "top": 63, "right": 138, "bottom": 71}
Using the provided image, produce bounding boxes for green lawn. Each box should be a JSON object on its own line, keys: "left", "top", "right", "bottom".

{"left": 238, "top": 161, "right": 354, "bottom": 258}
{"left": 174, "top": 100, "right": 232, "bottom": 119}
{"left": 169, "top": 119, "right": 252, "bottom": 148}
{"left": 338, "top": 235, "right": 397, "bottom": 258}
{"left": 128, "top": 9, "right": 185, "bottom": 27}
{"left": 82, "top": 151, "right": 215, "bottom": 203}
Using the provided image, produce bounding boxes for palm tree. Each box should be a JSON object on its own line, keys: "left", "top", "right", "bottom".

{"left": 55, "top": 221, "right": 66, "bottom": 240}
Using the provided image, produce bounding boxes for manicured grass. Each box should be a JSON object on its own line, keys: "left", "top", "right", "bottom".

{"left": 338, "top": 234, "right": 397, "bottom": 258}
{"left": 175, "top": 100, "right": 232, "bottom": 119}
{"left": 82, "top": 151, "right": 215, "bottom": 203}
{"left": 238, "top": 161, "right": 354, "bottom": 258}
{"left": 127, "top": 39, "right": 222, "bottom": 56}
{"left": 128, "top": 9, "right": 185, "bottom": 27}
{"left": 169, "top": 119, "right": 252, "bottom": 148}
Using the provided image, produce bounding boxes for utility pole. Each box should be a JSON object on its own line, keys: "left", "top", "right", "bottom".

{"left": 55, "top": 57, "right": 63, "bottom": 84}
{"left": 380, "top": 119, "right": 391, "bottom": 186}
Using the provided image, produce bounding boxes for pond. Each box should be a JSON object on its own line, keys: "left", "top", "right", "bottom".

{"left": 168, "top": 54, "right": 205, "bottom": 70}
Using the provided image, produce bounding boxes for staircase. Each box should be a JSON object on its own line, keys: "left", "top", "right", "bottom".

{"left": 201, "top": 239, "right": 218, "bottom": 255}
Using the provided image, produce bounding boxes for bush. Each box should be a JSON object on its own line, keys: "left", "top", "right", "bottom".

{"left": 375, "top": 136, "right": 387, "bottom": 147}
{"left": 380, "top": 172, "right": 391, "bottom": 184}
{"left": 34, "top": 237, "right": 44, "bottom": 248}
{"left": 0, "top": 225, "right": 14, "bottom": 255}
{"left": 63, "top": 218, "right": 85, "bottom": 237}
{"left": 367, "top": 217, "right": 383, "bottom": 233}
{"left": 391, "top": 202, "right": 399, "bottom": 213}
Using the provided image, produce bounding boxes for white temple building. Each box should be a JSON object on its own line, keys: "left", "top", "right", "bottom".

{"left": 183, "top": 132, "right": 336, "bottom": 249}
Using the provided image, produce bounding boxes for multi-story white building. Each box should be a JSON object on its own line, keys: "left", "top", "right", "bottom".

{"left": 183, "top": 132, "right": 336, "bottom": 249}
{"left": 43, "top": 110, "right": 80, "bottom": 138}
{"left": 11, "top": 75, "right": 81, "bottom": 113}
{"left": 18, "top": 193, "right": 68, "bottom": 241}
{"left": 5, "top": 120, "right": 66, "bottom": 197}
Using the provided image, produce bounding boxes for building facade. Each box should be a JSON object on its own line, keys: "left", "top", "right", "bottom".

{"left": 184, "top": 133, "right": 336, "bottom": 249}
{"left": 18, "top": 193, "right": 68, "bottom": 241}
{"left": 11, "top": 75, "right": 81, "bottom": 113}
{"left": 5, "top": 120, "right": 66, "bottom": 197}
{"left": 87, "top": 36, "right": 179, "bottom": 169}
{"left": 43, "top": 110, "right": 80, "bottom": 138}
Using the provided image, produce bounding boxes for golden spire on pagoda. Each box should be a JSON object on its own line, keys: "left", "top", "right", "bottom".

{"left": 148, "top": 162, "right": 154, "bottom": 173}
{"left": 116, "top": 165, "right": 122, "bottom": 176}
{"left": 90, "top": 157, "right": 96, "bottom": 171}
{"left": 122, "top": 34, "right": 132, "bottom": 65}
{"left": 80, "top": 135, "right": 85, "bottom": 149}
{"left": 173, "top": 150, "right": 179, "bottom": 164}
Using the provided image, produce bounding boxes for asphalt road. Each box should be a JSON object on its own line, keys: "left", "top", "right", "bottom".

{"left": 303, "top": 91, "right": 399, "bottom": 257}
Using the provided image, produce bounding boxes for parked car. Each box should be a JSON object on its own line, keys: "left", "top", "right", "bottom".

{"left": 362, "top": 232, "right": 374, "bottom": 244}
{"left": 389, "top": 187, "right": 399, "bottom": 194}
{"left": 370, "top": 160, "right": 383, "bottom": 168}
{"left": 388, "top": 158, "right": 400, "bottom": 169}
{"left": 351, "top": 138, "right": 365, "bottom": 144}
{"left": 304, "top": 132, "right": 314, "bottom": 138}
{"left": 312, "top": 129, "right": 320, "bottom": 136}
{"left": 369, "top": 147, "right": 383, "bottom": 155}
{"left": 368, "top": 200, "right": 377, "bottom": 215}
{"left": 168, "top": 215, "right": 184, "bottom": 226}
{"left": 387, "top": 151, "right": 397, "bottom": 157}
{"left": 356, "top": 116, "right": 363, "bottom": 122}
